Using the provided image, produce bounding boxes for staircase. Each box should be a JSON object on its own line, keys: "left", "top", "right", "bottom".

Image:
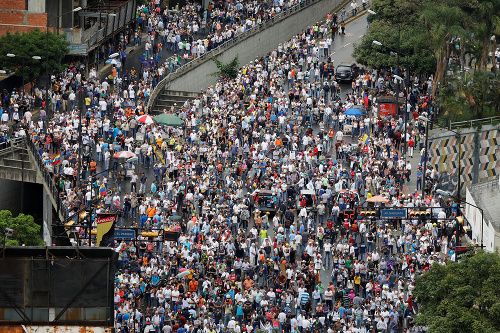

{"left": 151, "top": 90, "right": 201, "bottom": 114}
{"left": 0, "top": 137, "right": 65, "bottom": 222}
{"left": 0, "top": 138, "right": 38, "bottom": 183}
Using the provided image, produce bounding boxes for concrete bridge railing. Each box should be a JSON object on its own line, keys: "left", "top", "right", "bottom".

{"left": 148, "top": 0, "right": 356, "bottom": 112}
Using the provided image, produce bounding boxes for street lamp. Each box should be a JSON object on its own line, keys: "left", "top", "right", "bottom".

{"left": 367, "top": 9, "right": 377, "bottom": 15}
{"left": 372, "top": 39, "right": 410, "bottom": 162}
{"left": 84, "top": 156, "right": 138, "bottom": 245}
{"left": 420, "top": 116, "right": 463, "bottom": 199}
{"left": 419, "top": 116, "right": 431, "bottom": 198}
{"left": 46, "top": 6, "right": 82, "bottom": 116}
{"left": 6, "top": 54, "right": 41, "bottom": 93}
{"left": 437, "top": 189, "right": 485, "bottom": 251}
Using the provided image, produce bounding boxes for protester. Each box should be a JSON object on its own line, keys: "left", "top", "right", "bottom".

{"left": 1, "top": 1, "right": 460, "bottom": 333}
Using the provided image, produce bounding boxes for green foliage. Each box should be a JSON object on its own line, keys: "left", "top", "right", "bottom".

{"left": 209, "top": 55, "right": 240, "bottom": 80}
{"left": 355, "top": 0, "right": 500, "bottom": 120}
{"left": 0, "top": 29, "right": 69, "bottom": 86}
{"left": 0, "top": 210, "right": 45, "bottom": 246}
{"left": 438, "top": 69, "right": 500, "bottom": 120}
{"left": 353, "top": 20, "right": 435, "bottom": 73}
{"left": 413, "top": 250, "right": 500, "bottom": 332}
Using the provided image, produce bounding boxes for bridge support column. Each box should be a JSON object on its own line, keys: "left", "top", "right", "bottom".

{"left": 42, "top": 186, "right": 53, "bottom": 245}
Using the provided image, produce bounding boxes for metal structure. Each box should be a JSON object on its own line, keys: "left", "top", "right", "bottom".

{"left": 0, "top": 247, "right": 116, "bottom": 329}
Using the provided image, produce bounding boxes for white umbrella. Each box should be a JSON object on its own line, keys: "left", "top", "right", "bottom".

{"left": 106, "top": 58, "right": 121, "bottom": 65}
{"left": 113, "top": 151, "right": 136, "bottom": 159}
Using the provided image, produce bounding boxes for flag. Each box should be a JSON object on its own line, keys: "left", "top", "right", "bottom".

{"left": 52, "top": 155, "right": 61, "bottom": 165}
{"left": 247, "top": 103, "right": 255, "bottom": 113}
{"left": 362, "top": 134, "right": 370, "bottom": 145}
{"left": 96, "top": 213, "right": 116, "bottom": 247}
{"left": 99, "top": 183, "right": 107, "bottom": 197}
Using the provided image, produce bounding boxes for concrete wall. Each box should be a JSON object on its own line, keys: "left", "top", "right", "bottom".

{"left": 428, "top": 124, "right": 500, "bottom": 196}
{"left": 466, "top": 185, "right": 500, "bottom": 252}
{"left": 167, "top": 0, "right": 345, "bottom": 92}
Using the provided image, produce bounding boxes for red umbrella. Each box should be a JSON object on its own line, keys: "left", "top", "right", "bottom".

{"left": 137, "top": 115, "right": 155, "bottom": 125}
{"left": 113, "top": 151, "right": 136, "bottom": 159}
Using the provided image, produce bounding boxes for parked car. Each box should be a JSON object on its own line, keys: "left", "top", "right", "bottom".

{"left": 335, "top": 64, "right": 355, "bottom": 81}
{"left": 252, "top": 189, "right": 278, "bottom": 213}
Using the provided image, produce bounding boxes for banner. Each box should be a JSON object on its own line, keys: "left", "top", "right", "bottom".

{"left": 96, "top": 213, "right": 116, "bottom": 247}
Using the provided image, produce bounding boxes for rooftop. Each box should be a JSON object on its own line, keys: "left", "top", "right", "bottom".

{"left": 469, "top": 176, "right": 500, "bottom": 231}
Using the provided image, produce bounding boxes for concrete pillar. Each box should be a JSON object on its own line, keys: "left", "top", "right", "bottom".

{"left": 42, "top": 186, "right": 53, "bottom": 245}
{"left": 28, "top": 0, "right": 46, "bottom": 12}
{"left": 61, "top": 0, "right": 73, "bottom": 29}
{"left": 472, "top": 129, "right": 480, "bottom": 185}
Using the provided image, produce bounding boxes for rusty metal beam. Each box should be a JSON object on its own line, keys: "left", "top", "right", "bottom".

{"left": 52, "top": 259, "right": 109, "bottom": 322}
{"left": 0, "top": 285, "right": 30, "bottom": 322}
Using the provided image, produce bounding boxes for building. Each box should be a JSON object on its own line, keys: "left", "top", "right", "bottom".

{"left": 48, "top": 0, "right": 137, "bottom": 68}
{"left": 0, "top": 0, "right": 137, "bottom": 69}
{"left": 0, "top": 0, "right": 47, "bottom": 36}
{"left": 465, "top": 176, "right": 500, "bottom": 252}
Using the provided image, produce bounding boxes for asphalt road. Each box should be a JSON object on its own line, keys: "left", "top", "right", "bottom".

{"left": 87, "top": 13, "right": 424, "bottom": 286}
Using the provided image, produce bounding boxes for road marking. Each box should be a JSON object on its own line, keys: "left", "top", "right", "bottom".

{"left": 342, "top": 43, "right": 351, "bottom": 48}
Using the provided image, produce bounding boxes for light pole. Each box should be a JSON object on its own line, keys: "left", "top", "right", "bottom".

{"left": 96, "top": 13, "right": 117, "bottom": 70}
{"left": 372, "top": 39, "right": 410, "bottom": 162}
{"left": 419, "top": 116, "right": 431, "bottom": 198}
{"left": 6, "top": 54, "right": 41, "bottom": 94}
{"left": 420, "top": 116, "right": 462, "bottom": 200}
{"left": 46, "top": 7, "right": 82, "bottom": 116}
{"left": 437, "top": 189, "right": 485, "bottom": 252}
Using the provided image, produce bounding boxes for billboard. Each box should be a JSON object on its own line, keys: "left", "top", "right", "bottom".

{"left": 0, "top": 247, "right": 116, "bottom": 327}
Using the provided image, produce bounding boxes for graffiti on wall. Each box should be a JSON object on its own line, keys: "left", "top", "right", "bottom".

{"left": 436, "top": 171, "right": 459, "bottom": 196}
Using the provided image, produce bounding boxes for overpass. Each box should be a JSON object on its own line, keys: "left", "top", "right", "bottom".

{"left": 148, "top": 0, "right": 358, "bottom": 113}
{"left": 0, "top": 138, "right": 65, "bottom": 244}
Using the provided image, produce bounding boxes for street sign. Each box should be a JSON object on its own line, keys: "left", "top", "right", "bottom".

{"left": 381, "top": 209, "right": 407, "bottom": 218}
{"left": 115, "top": 229, "right": 136, "bottom": 240}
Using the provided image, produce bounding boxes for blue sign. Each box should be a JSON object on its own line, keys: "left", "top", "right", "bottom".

{"left": 381, "top": 209, "right": 407, "bottom": 218}
{"left": 115, "top": 229, "right": 136, "bottom": 240}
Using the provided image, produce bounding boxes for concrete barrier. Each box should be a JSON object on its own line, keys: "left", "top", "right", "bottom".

{"left": 149, "top": 0, "right": 356, "bottom": 110}
{"left": 169, "top": 0, "right": 346, "bottom": 92}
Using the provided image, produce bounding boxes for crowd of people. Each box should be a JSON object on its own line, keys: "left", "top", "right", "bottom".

{"left": 0, "top": 1, "right": 465, "bottom": 333}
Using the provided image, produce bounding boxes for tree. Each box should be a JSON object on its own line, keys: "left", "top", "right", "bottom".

{"left": 471, "top": 0, "right": 500, "bottom": 69}
{"left": 0, "top": 210, "right": 45, "bottom": 246}
{"left": 353, "top": 0, "right": 436, "bottom": 74}
{"left": 421, "top": 2, "right": 467, "bottom": 96}
{"left": 439, "top": 69, "right": 500, "bottom": 120}
{"left": 209, "top": 55, "right": 240, "bottom": 80}
{"left": 413, "top": 250, "right": 500, "bottom": 332}
{"left": 0, "top": 29, "right": 69, "bottom": 89}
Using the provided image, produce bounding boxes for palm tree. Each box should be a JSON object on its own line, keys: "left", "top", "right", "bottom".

{"left": 473, "top": 0, "right": 500, "bottom": 70}
{"left": 421, "top": 3, "right": 467, "bottom": 96}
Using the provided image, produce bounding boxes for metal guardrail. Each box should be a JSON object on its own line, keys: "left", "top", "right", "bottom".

{"left": 148, "top": 0, "right": 355, "bottom": 112}
{"left": 25, "top": 138, "right": 66, "bottom": 220}
{"left": 449, "top": 116, "right": 500, "bottom": 130}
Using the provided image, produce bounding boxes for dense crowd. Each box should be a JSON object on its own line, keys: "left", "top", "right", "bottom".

{"left": 0, "top": 1, "right": 466, "bottom": 333}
